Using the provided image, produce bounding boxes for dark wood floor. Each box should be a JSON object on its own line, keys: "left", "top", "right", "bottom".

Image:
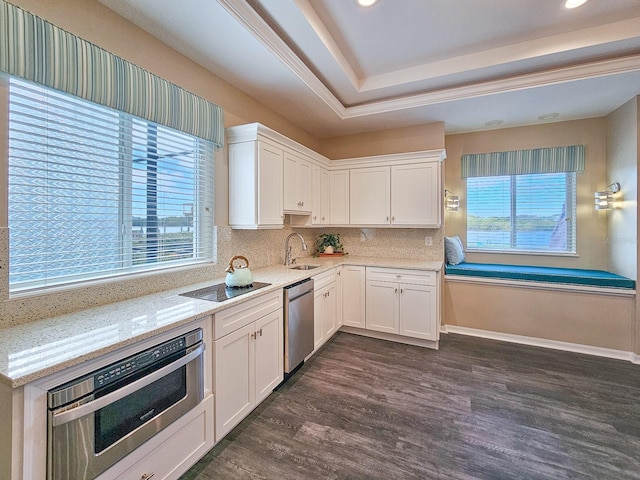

{"left": 181, "top": 332, "right": 640, "bottom": 480}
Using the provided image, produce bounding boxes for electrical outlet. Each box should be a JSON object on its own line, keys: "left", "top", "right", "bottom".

{"left": 424, "top": 236, "right": 433, "bottom": 246}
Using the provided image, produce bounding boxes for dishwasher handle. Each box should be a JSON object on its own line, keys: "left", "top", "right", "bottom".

{"left": 284, "top": 279, "right": 314, "bottom": 301}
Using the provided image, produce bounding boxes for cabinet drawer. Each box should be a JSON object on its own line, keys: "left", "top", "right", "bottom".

{"left": 366, "top": 267, "right": 436, "bottom": 286}
{"left": 97, "top": 395, "right": 214, "bottom": 480}
{"left": 214, "top": 290, "right": 282, "bottom": 340}
{"left": 312, "top": 269, "right": 336, "bottom": 290}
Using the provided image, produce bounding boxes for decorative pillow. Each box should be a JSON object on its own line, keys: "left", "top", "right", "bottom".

{"left": 444, "top": 236, "right": 465, "bottom": 265}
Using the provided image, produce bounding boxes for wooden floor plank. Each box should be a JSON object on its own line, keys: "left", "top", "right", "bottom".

{"left": 180, "top": 332, "right": 640, "bottom": 480}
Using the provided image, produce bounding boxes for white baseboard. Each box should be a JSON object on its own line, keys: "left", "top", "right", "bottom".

{"left": 445, "top": 325, "right": 636, "bottom": 363}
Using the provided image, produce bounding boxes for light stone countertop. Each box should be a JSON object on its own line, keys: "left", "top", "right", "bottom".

{"left": 0, "top": 256, "right": 442, "bottom": 388}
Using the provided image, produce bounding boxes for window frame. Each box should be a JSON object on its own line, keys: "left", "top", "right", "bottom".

{"left": 6, "top": 76, "right": 215, "bottom": 294}
{"left": 465, "top": 172, "right": 577, "bottom": 256}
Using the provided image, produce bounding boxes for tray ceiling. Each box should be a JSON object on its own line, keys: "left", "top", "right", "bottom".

{"left": 98, "top": 0, "right": 640, "bottom": 138}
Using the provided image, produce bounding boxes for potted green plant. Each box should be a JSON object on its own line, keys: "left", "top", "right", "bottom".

{"left": 316, "top": 232, "right": 343, "bottom": 255}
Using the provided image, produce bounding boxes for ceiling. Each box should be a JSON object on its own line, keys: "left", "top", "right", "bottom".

{"left": 97, "top": 0, "right": 640, "bottom": 138}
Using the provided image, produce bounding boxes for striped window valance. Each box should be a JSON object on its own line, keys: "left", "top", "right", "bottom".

{"left": 461, "top": 145, "right": 584, "bottom": 178}
{"left": 0, "top": 0, "right": 224, "bottom": 146}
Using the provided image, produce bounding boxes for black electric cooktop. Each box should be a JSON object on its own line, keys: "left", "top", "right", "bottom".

{"left": 180, "top": 282, "right": 271, "bottom": 302}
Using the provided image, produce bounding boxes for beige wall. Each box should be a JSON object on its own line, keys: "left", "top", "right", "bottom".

{"left": 606, "top": 98, "right": 638, "bottom": 280}
{"left": 319, "top": 122, "right": 445, "bottom": 160}
{"left": 444, "top": 281, "right": 635, "bottom": 351}
{"left": 444, "top": 118, "right": 608, "bottom": 269}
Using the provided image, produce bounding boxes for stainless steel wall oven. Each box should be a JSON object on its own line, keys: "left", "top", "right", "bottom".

{"left": 47, "top": 328, "right": 205, "bottom": 480}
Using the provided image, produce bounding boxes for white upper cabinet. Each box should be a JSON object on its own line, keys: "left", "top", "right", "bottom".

{"left": 350, "top": 166, "right": 390, "bottom": 225}
{"left": 348, "top": 160, "right": 442, "bottom": 227}
{"left": 228, "top": 139, "right": 283, "bottom": 229}
{"left": 227, "top": 123, "right": 446, "bottom": 229}
{"left": 283, "top": 152, "right": 312, "bottom": 214}
{"left": 329, "top": 170, "right": 350, "bottom": 225}
{"left": 391, "top": 162, "right": 441, "bottom": 227}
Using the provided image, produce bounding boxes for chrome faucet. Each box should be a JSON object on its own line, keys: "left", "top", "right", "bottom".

{"left": 284, "top": 233, "right": 308, "bottom": 266}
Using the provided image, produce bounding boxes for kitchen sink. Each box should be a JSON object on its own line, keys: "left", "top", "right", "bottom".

{"left": 290, "top": 264, "right": 320, "bottom": 270}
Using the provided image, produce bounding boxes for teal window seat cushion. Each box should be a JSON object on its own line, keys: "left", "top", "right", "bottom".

{"left": 445, "top": 262, "right": 635, "bottom": 290}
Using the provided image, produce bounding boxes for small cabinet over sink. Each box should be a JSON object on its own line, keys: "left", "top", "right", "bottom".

{"left": 284, "top": 152, "right": 312, "bottom": 214}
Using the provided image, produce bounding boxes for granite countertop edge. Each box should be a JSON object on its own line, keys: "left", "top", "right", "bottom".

{"left": 0, "top": 256, "right": 442, "bottom": 388}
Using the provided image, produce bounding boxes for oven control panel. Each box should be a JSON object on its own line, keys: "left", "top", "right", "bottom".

{"left": 48, "top": 328, "right": 203, "bottom": 409}
{"left": 95, "top": 337, "right": 186, "bottom": 388}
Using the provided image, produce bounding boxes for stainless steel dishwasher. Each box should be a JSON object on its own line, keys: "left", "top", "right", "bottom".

{"left": 283, "top": 278, "right": 315, "bottom": 374}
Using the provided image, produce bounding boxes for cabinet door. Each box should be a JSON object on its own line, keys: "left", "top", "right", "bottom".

{"left": 254, "top": 310, "right": 284, "bottom": 403}
{"left": 311, "top": 165, "right": 330, "bottom": 225}
{"left": 214, "top": 322, "right": 255, "bottom": 442}
{"left": 342, "top": 265, "right": 365, "bottom": 328}
{"left": 257, "top": 141, "right": 284, "bottom": 226}
{"left": 283, "top": 153, "right": 298, "bottom": 211}
{"left": 297, "top": 158, "right": 312, "bottom": 212}
{"left": 313, "top": 287, "right": 326, "bottom": 350}
{"left": 391, "top": 163, "right": 440, "bottom": 226}
{"left": 399, "top": 284, "right": 438, "bottom": 341}
{"left": 365, "top": 280, "right": 398, "bottom": 334}
{"left": 329, "top": 170, "right": 349, "bottom": 224}
{"left": 284, "top": 153, "right": 312, "bottom": 212}
{"left": 350, "top": 167, "right": 390, "bottom": 225}
{"left": 324, "top": 283, "right": 336, "bottom": 338}
{"left": 319, "top": 167, "right": 330, "bottom": 224}
{"left": 335, "top": 267, "right": 343, "bottom": 327}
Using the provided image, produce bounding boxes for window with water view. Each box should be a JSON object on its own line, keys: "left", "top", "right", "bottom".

{"left": 466, "top": 173, "right": 576, "bottom": 254}
{"left": 8, "top": 77, "right": 214, "bottom": 292}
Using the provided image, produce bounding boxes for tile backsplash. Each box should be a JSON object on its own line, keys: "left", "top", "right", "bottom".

{"left": 0, "top": 224, "right": 443, "bottom": 327}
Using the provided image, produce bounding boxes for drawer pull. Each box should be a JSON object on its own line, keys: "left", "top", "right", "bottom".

{"left": 141, "top": 474, "right": 155, "bottom": 480}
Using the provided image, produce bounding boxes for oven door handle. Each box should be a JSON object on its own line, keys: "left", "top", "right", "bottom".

{"left": 51, "top": 343, "right": 205, "bottom": 427}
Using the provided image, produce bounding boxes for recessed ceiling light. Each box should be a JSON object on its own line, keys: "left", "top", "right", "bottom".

{"left": 484, "top": 120, "right": 504, "bottom": 127}
{"left": 358, "top": 0, "right": 379, "bottom": 6}
{"left": 563, "top": 0, "right": 589, "bottom": 9}
{"left": 538, "top": 113, "right": 560, "bottom": 121}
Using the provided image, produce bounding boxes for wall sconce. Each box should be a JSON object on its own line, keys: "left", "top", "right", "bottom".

{"left": 594, "top": 182, "right": 621, "bottom": 210}
{"left": 445, "top": 189, "right": 460, "bottom": 212}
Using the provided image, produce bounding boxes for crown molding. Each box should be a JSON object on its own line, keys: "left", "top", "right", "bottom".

{"left": 216, "top": 0, "right": 346, "bottom": 117}
{"left": 343, "top": 54, "right": 640, "bottom": 119}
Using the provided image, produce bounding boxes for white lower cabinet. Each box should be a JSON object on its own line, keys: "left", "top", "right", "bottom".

{"left": 313, "top": 269, "right": 337, "bottom": 351}
{"left": 365, "top": 267, "right": 439, "bottom": 341}
{"left": 341, "top": 265, "right": 366, "bottom": 328}
{"left": 213, "top": 291, "right": 283, "bottom": 442}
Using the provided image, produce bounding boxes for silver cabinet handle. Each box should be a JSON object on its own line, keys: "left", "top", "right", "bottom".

{"left": 51, "top": 344, "right": 205, "bottom": 427}
{"left": 141, "top": 474, "right": 155, "bottom": 480}
{"left": 321, "top": 216, "right": 325, "bottom": 221}
{"left": 395, "top": 288, "right": 398, "bottom": 293}
{"left": 386, "top": 216, "right": 389, "bottom": 221}
{"left": 259, "top": 328, "right": 263, "bottom": 337}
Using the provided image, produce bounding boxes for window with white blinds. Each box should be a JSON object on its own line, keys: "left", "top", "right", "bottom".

{"left": 8, "top": 77, "right": 214, "bottom": 292}
{"left": 466, "top": 173, "right": 576, "bottom": 254}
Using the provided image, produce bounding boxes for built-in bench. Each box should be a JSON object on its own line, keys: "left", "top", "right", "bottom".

{"left": 445, "top": 262, "right": 635, "bottom": 290}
